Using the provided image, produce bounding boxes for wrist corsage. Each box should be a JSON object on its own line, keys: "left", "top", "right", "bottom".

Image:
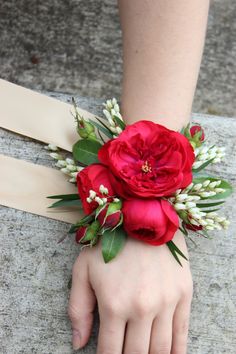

{"left": 47, "top": 98, "right": 232, "bottom": 265}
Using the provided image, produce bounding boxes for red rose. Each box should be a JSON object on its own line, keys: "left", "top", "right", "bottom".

{"left": 77, "top": 164, "right": 114, "bottom": 214}
{"left": 98, "top": 120, "right": 194, "bottom": 198}
{"left": 122, "top": 199, "right": 179, "bottom": 246}
{"left": 190, "top": 125, "right": 205, "bottom": 142}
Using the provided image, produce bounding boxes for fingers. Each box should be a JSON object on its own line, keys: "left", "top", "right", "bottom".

{"left": 149, "top": 309, "right": 174, "bottom": 354}
{"left": 68, "top": 254, "right": 97, "bottom": 350}
{"left": 123, "top": 317, "right": 153, "bottom": 354}
{"left": 171, "top": 296, "right": 192, "bottom": 354}
{"left": 96, "top": 311, "right": 126, "bottom": 354}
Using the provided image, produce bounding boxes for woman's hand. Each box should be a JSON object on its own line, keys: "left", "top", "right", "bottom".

{"left": 68, "top": 230, "right": 193, "bottom": 353}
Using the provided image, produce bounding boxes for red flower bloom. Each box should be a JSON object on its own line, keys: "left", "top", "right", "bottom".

{"left": 98, "top": 120, "right": 194, "bottom": 198}
{"left": 77, "top": 164, "right": 115, "bottom": 215}
{"left": 122, "top": 198, "right": 179, "bottom": 246}
{"left": 190, "top": 125, "right": 205, "bottom": 142}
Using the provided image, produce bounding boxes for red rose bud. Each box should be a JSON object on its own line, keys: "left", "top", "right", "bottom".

{"left": 76, "top": 226, "right": 89, "bottom": 243}
{"left": 75, "top": 220, "right": 100, "bottom": 244}
{"left": 190, "top": 125, "right": 205, "bottom": 146}
{"left": 98, "top": 201, "right": 122, "bottom": 229}
{"left": 185, "top": 223, "right": 203, "bottom": 232}
{"left": 77, "top": 120, "right": 96, "bottom": 140}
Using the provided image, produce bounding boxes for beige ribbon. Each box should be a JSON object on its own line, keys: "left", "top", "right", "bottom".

{"left": 0, "top": 79, "right": 96, "bottom": 151}
{"left": 0, "top": 79, "right": 97, "bottom": 223}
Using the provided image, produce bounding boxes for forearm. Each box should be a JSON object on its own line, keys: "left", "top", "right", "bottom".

{"left": 118, "top": 0, "right": 210, "bottom": 130}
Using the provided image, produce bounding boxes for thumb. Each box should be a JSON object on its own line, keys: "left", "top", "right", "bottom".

{"left": 68, "top": 254, "right": 96, "bottom": 350}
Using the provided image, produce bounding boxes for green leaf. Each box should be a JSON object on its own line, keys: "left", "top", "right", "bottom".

{"left": 179, "top": 222, "right": 188, "bottom": 236}
{"left": 47, "top": 193, "right": 80, "bottom": 200}
{"left": 89, "top": 119, "right": 113, "bottom": 139}
{"left": 68, "top": 213, "right": 95, "bottom": 233}
{"left": 72, "top": 139, "right": 102, "bottom": 165}
{"left": 166, "top": 240, "right": 188, "bottom": 267}
{"left": 49, "top": 199, "right": 82, "bottom": 208}
{"left": 102, "top": 227, "right": 127, "bottom": 263}
{"left": 96, "top": 117, "right": 115, "bottom": 135}
{"left": 196, "top": 201, "right": 225, "bottom": 208}
{"left": 113, "top": 115, "right": 126, "bottom": 130}
{"left": 192, "top": 158, "right": 215, "bottom": 173}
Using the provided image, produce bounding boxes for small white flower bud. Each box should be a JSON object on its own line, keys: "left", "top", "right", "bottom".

{"left": 203, "top": 180, "right": 211, "bottom": 187}
{"left": 113, "top": 198, "right": 120, "bottom": 203}
{"left": 198, "top": 154, "right": 209, "bottom": 161}
{"left": 189, "top": 218, "right": 200, "bottom": 226}
{"left": 174, "top": 203, "right": 186, "bottom": 210}
{"left": 206, "top": 219, "right": 214, "bottom": 225}
{"left": 116, "top": 127, "right": 123, "bottom": 134}
{"left": 102, "top": 198, "right": 108, "bottom": 203}
{"left": 77, "top": 166, "right": 84, "bottom": 172}
{"left": 70, "top": 172, "right": 78, "bottom": 178}
{"left": 46, "top": 143, "right": 58, "bottom": 151}
{"left": 215, "top": 188, "right": 225, "bottom": 194}
{"left": 114, "top": 103, "right": 120, "bottom": 113}
{"left": 193, "top": 161, "right": 203, "bottom": 169}
{"left": 50, "top": 152, "right": 62, "bottom": 160}
{"left": 185, "top": 183, "right": 194, "bottom": 191}
{"left": 175, "top": 189, "right": 182, "bottom": 195}
{"left": 65, "top": 158, "right": 75, "bottom": 165}
{"left": 69, "top": 177, "right": 76, "bottom": 183}
{"left": 200, "top": 146, "right": 209, "bottom": 154}
{"left": 187, "top": 195, "right": 201, "bottom": 201}
{"left": 60, "top": 168, "right": 70, "bottom": 174}
{"left": 185, "top": 202, "right": 196, "bottom": 209}
{"left": 103, "top": 109, "right": 112, "bottom": 121}
{"left": 176, "top": 194, "right": 188, "bottom": 201}
{"left": 198, "top": 219, "right": 208, "bottom": 226}
{"left": 89, "top": 190, "right": 96, "bottom": 199}
{"left": 209, "top": 181, "right": 218, "bottom": 189}
{"left": 86, "top": 197, "right": 92, "bottom": 203}
{"left": 206, "top": 225, "right": 214, "bottom": 230}
{"left": 55, "top": 160, "right": 67, "bottom": 168}
{"left": 193, "top": 183, "right": 202, "bottom": 191}
{"left": 213, "top": 158, "right": 221, "bottom": 163}
{"left": 95, "top": 196, "right": 104, "bottom": 206}
{"left": 67, "top": 165, "right": 78, "bottom": 172}
{"left": 112, "top": 97, "right": 117, "bottom": 105}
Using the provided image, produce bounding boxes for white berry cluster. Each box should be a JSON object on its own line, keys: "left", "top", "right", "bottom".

{"left": 86, "top": 185, "right": 120, "bottom": 206}
{"left": 193, "top": 145, "right": 226, "bottom": 170}
{"left": 103, "top": 98, "right": 123, "bottom": 136}
{"left": 45, "top": 144, "right": 83, "bottom": 183}
{"left": 170, "top": 181, "right": 230, "bottom": 231}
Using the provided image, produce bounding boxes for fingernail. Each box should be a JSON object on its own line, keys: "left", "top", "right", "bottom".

{"left": 72, "top": 329, "right": 81, "bottom": 350}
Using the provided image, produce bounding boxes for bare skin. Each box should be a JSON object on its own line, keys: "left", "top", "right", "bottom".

{"left": 68, "top": 0, "right": 210, "bottom": 352}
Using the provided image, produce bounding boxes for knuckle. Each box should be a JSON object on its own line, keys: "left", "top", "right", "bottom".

{"left": 161, "top": 294, "right": 177, "bottom": 307}
{"left": 133, "top": 296, "right": 153, "bottom": 317}
{"left": 101, "top": 299, "right": 123, "bottom": 317}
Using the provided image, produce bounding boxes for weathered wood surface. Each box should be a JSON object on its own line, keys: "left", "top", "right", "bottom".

{"left": 0, "top": 93, "right": 235, "bottom": 354}
{"left": 0, "top": 0, "right": 236, "bottom": 116}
